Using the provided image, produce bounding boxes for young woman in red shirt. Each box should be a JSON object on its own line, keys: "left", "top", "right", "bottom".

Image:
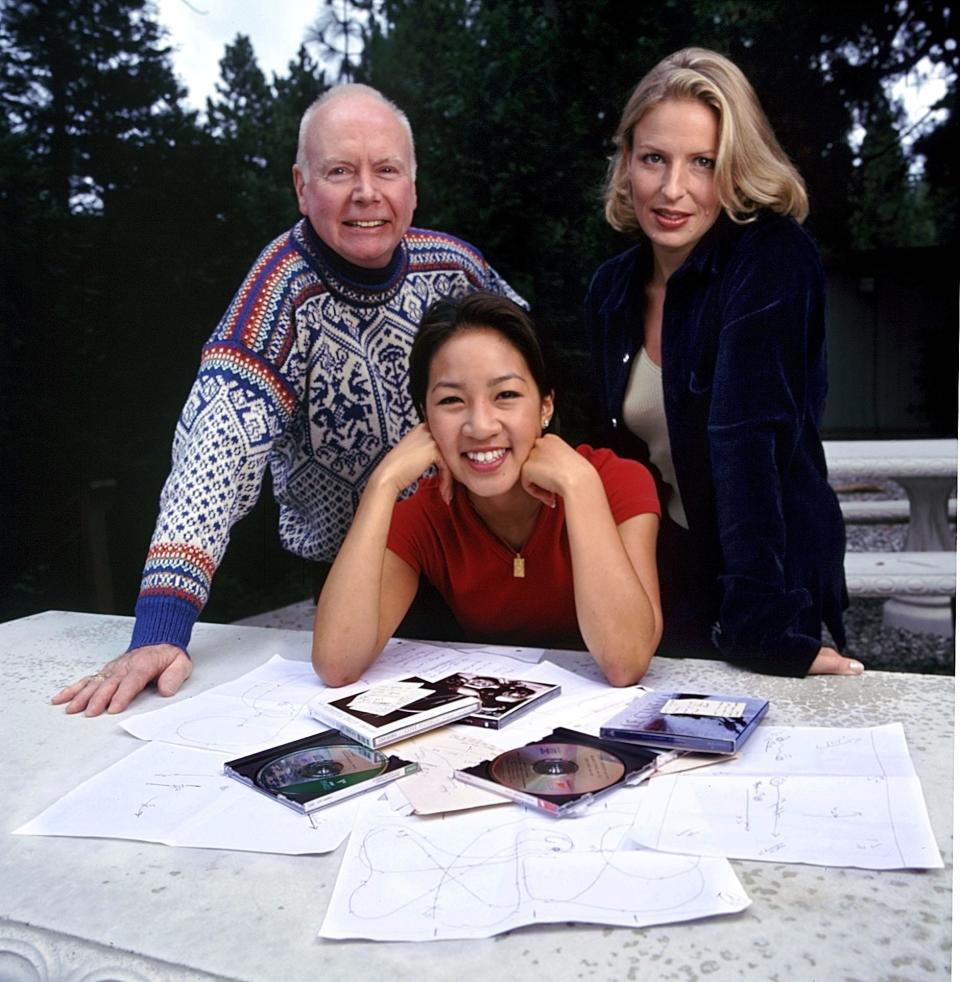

{"left": 312, "top": 292, "right": 662, "bottom": 687}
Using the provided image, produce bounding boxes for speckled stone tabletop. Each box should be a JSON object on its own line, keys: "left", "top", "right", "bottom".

{"left": 2, "top": 611, "right": 952, "bottom": 982}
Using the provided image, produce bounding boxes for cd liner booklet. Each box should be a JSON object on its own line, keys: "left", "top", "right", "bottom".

{"left": 223, "top": 730, "right": 418, "bottom": 814}
{"left": 431, "top": 672, "right": 561, "bottom": 729}
{"left": 308, "top": 676, "right": 481, "bottom": 749}
{"left": 600, "top": 691, "right": 770, "bottom": 755}
{"left": 454, "top": 727, "right": 671, "bottom": 817}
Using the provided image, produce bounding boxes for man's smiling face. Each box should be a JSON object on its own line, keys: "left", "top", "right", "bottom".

{"left": 293, "top": 92, "right": 417, "bottom": 268}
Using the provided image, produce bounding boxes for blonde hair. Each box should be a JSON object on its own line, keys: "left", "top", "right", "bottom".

{"left": 603, "top": 47, "right": 808, "bottom": 233}
{"left": 295, "top": 83, "right": 417, "bottom": 180}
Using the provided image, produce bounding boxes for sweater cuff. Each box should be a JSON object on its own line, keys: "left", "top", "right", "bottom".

{"left": 128, "top": 595, "right": 198, "bottom": 655}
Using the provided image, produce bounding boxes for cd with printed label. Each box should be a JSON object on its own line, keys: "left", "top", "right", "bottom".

{"left": 256, "top": 743, "right": 388, "bottom": 796}
{"left": 489, "top": 742, "right": 626, "bottom": 798}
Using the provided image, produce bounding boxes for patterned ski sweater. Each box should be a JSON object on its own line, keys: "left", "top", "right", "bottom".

{"left": 130, "top": 219, "right": 522, "bottom": 653}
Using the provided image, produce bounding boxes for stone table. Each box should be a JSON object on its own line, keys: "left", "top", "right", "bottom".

{"left": 1, "top": 611, "right": 952, "bottom": 981}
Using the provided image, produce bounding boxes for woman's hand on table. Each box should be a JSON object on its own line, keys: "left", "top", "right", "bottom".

{"left": 51, "top": 644, "right": 192, "bottom": 716}
{"left": 807, "top": 646, "right": 864, "bottom": 676}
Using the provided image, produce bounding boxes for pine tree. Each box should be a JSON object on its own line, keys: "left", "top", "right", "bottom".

{"left": 850, "top": 97, "right": 935, "bottom": 250}
{"left": 0, "top": 0, "right": 188, "bottom": 213}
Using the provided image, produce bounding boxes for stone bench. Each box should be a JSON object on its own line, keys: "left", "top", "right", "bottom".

{"left": 844, "top": 551, "right": 957, "bottom": 597}
{"left": 840, "top": 498, "right": 957, "bottom": 524}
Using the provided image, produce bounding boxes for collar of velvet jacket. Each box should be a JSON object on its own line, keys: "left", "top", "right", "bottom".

{"left": 637, "top": 210, "right": 743, "bottom": 291}
{"left": 591, "top": 211, "right": 737, "bottom": 327}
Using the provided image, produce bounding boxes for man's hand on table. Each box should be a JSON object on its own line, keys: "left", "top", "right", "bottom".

{"left": 51, "top": 644, "right": 192, "bottom": 716}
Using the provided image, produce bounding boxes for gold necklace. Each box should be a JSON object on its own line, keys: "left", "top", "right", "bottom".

{"left": 488, "top": 528, "right": 529, "bottom": 578}
{"left": 471, "top": 498, "right": 538, "bottom": 579}
{"left": 481, "top": 525, "right": 526, "bottom": 577}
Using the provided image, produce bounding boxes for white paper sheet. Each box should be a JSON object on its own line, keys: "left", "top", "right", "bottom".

{"left": 367, "top": 638, "right": 548, "bottom": 680}
{"left": 14, "top": 740, "right": 358, "bottom": 854}
{"left": 120, "top": 655, "right": 326, "bottom": 753}
{"left": 627, "top": 723, "right": 943, "bottom": 870}
{"left": 319, "top": 792, "right": 750, "bottom": 941}
{"left": 121, "top": 648, "right": 627, "bottom": 757}
{"left": 408, "top": 639, "right": 549, "bottom": 664}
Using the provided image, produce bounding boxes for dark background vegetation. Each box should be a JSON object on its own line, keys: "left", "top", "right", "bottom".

{"left": 2, "top": 0, "right": 957, "bottom": 628}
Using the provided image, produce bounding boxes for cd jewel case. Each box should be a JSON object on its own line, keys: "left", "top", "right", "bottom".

{"left": 223, "top": 730, "right": 418, "bottom": 814}
{"left": 431, "top": 672, "right": 561, "bottom": 729}
{"left": 308, "top": 676, "right": 481, "bottom": 749}
{"left": 454, "top": 727, "right": 672, "bottom": 817}
{"left": 599, "top": 691, "right": 770, "bottom": 754}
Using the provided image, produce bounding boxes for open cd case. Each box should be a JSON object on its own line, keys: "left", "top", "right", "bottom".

{"left": 454, "top": 727, "right": 671, "bottom": 817}
{"left": 223, "top": 730, "right": 418, "bottom": 814}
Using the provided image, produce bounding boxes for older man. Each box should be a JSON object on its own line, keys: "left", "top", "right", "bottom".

{"left": 54, "top": 84, "right": 522, "bottom": 716}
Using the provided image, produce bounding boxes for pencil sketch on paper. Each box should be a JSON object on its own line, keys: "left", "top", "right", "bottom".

{"left": 15, "top": 741, "right": 356, "bottom": 855}
{"left": 120, "top": 657, "right": 327, "bottom": 754}
{"left": 629, "top": 723, "right": 943, "bottom": 870}
{"left": 320, "top": 795, "right": 749, "bottom": 941}
{"left": 169, "top": 671, "right": 322, "bottom": 753}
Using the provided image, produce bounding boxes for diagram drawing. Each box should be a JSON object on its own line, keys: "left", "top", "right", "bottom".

{"left": 321, "top": 796, "right": 749, "bottom": 940}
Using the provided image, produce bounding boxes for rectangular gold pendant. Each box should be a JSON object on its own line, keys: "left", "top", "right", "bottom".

{"left": 513, "top": 556, "right": 525, "bottom": 578}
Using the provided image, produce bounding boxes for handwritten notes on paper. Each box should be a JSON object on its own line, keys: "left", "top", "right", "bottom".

{"left": 662, "top": 698, "right": 746, "bottom": 718}
{"left": 347, "top": 680, "right": 431, "bottom": 715}
{"left": 627, "top": 723, "right": 942, "bottom": 870}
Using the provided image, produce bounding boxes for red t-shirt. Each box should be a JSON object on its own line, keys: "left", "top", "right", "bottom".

{"left": 387, "top": 445, "right": 659, "bottom": 649}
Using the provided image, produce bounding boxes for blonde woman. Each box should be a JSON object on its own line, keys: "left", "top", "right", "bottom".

{"left": 587, "top": 47, "right": 859, "bottom": 678}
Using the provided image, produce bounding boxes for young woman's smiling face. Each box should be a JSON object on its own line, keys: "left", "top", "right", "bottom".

{"left": 425, "top": 327, "right": 553, "bottom": 505}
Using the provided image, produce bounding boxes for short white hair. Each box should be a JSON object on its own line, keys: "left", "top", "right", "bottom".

{"left": 295, "top": 83, "right": 417, "bottom": 180}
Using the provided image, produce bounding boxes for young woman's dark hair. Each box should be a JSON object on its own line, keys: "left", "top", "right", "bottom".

{"left": 409, "top": 293, "right": 553, "bottom": 418}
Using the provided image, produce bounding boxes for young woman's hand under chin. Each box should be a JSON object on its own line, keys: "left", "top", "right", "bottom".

{"left": 519, "top": 435, "right": 597, "bottom": 507}
{"left": 372, "top": 423, "right": 453, "bottom": 503}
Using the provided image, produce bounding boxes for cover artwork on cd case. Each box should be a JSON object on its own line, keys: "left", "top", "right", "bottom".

{"left": 223, "top": 730, "right": 418, "bottom": 814}
{"left": 308, "top": 676, "right": 481, "bottom": 749}
{"left": 454, "top": 727, "right": 669, "bottom": 817}
{"left": 599, "top": 691, "right": 770, "bottom": 755}
{"left": 431, "top": 672, "right": 561, "bottom": 728}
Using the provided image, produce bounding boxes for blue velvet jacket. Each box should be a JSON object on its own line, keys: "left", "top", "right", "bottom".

{"left": 586, "top": 212, "right": 847, "bottom": 676}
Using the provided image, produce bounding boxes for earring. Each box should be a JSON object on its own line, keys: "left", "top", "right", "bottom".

{"left": 541, "top": 416, "right": 551, "bottom": 429}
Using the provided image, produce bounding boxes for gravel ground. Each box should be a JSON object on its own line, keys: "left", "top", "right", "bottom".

{"left": 833, "top": 477, "right": 956, "bottom": 675}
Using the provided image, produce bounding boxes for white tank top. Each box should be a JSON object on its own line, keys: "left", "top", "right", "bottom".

{"left": 622, "top": 347, "right": 689, "bottom": 528}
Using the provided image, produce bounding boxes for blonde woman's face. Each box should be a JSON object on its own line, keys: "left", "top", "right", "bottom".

{"left": 628, "top": 98, "right": 721, "bottom": 275}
